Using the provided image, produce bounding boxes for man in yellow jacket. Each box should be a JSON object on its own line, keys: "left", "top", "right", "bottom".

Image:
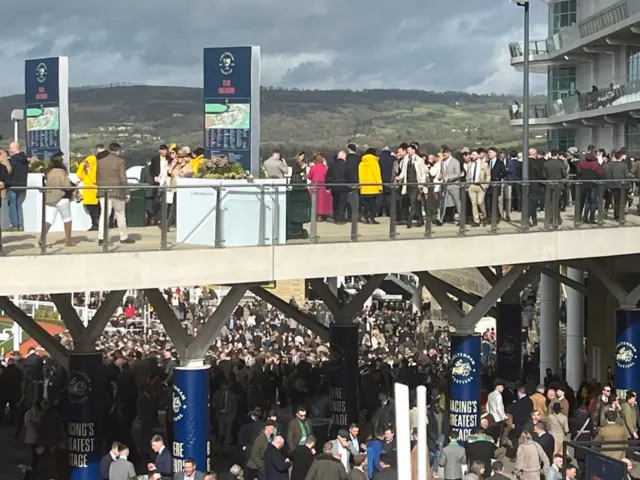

{"left": 76, "top": 144, "right": 106, "bottom": 230}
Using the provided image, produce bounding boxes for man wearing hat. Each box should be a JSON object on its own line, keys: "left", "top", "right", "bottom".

{"left": 348, "top": 454, "right": 368, "bottom": 480}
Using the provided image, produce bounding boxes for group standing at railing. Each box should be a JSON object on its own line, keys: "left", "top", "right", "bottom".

{"left": 273, "top": 142, "right": 640, "bottom": 235}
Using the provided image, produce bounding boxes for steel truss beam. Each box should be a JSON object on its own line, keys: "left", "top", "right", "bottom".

{"left": 145, "top": 286, "right": 248, "bottom": 360}
{"left": 310, "top": 274, "right": 386, "bottom": 324}
{"left": 415, "top": 273, "right": 497, "bottom": 318}
{"left": 417, "top": 264, "right": 544, "bottom": 330}
{"left": 541, "top": 267, "right": 586, "bottom": 295}
{"left": 50, "top": 290, "right": 127, "bottom": 350}
{"left": 577, "top": 259, "right": 640, "bottom": 309}
{"left": 0, "top": 296, "right": 70, "bottom": 369}
{"left": 250, "top": 286, "right": 329, "bottom": 340}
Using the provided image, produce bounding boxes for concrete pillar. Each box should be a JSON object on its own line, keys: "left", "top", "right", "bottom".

{"left": 586, "top": 274, "right": 616, "bottom": 384}
{"left": 539, "top": 267, "right": 560, "bottom": 383}
{"left": 566, "top": 268, "right": 585, "bottom": 392}
{"left": 329, "top": 323, "right": 359, "bottom": 437}
{"left": 412, "top": 284, "right": 422, "bottom": 314}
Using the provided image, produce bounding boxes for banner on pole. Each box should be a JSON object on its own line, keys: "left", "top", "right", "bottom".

{"left": 173, "top": 366, "right": 210, "bottom": 473}
{"left": 68, "top": 352, "right": 105, "bottom": 480}
{"left": 329, "top": 324, "right": 359, "bottom": 436}
{"left": 615, "top": 309, "right": 640, "bottom": 398}
{"left": 449, "top": 335, "right": 481, "bottom": 441}
{"left": 496, "top": 303, "right": 523, "bottom": 382}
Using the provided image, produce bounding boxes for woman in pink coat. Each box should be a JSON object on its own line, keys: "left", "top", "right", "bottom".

{"left": 307, "top": 154, "right": 333, "bottom": 220}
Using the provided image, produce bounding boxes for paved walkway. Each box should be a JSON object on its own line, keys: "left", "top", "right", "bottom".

{"left": 0, "top": 208, "right": 638, "bottom": 256}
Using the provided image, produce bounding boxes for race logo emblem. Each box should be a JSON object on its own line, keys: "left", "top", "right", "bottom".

{"left": 173, "top": 384, "right": 187, "bottom": 422}
{"left": 499, "top": 336, "right": 519, "bottom": 360}
{"left": 219, "top": 53, "right": 235, "bottom": 75}
{"left": 616, "top": 341, "right": 637, "bottom": 369}
{"left": 68, "top": 371, "right": 91, "bottom": 404}
{"left": 451, "top": 352, "right": 476, "bottom": 385}
{"left": 36, "top": 63, "right": 48, "bottom": 83}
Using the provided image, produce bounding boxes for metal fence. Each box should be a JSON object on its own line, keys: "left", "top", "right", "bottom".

{"left": 1, "top": 178, "right": 639, "bottom": 254}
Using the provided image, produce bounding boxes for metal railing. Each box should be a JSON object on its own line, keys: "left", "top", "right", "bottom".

{"left": 579, "top": 0, "right": 630, "bottom": 38}
{"left": 1, "top": 178, "right": 639, "bottom": 255}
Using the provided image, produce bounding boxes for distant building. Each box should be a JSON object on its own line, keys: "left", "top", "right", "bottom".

{"left": 508, "top": 0, "right": 640, "bottom": 154}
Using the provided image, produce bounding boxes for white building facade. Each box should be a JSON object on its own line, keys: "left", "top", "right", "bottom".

{"left": 509, "top": 0, "right": 640, "bottom": 154}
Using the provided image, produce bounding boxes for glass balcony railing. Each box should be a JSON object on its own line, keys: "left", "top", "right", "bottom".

{"left": 508, "top": 103, "right": 549, "bottom": 120}
{"left": 508, "top": 40, "right": 550, "bottom": 59}
{"left": 509, "top": 80, "right": 640, "bottom": 121}
{"left": 509, "top": 0, "right": 640, "bottom": 62}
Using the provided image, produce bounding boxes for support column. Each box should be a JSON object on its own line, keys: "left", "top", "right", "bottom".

{"left": 566, "top": 268, "right": 585, "bottom": 392}
{"left": 67, "top": 349, "right": 105, "bottom": 480}
{"left": 615, "top": 310, "right": 640, "bottom": 399}
{"left": 539, "top": 267, "right": 560, "bottom": 383}
{"left": 412, "top": 282, "right": 422, "bottom": 314}
{"left": 327, "top": 277, "right": 338, "bottom": 297}
{"left": 172, "top": 358, "right": 210, "bottom": 474}
{"left": 496, "top": 303, "right": 523, "bottom": 383}
{"left": 449, "top": 332, "right": 481, "bottom": 441}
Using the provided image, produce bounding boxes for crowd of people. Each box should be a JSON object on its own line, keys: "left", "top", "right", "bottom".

{"left": 264, "top": 143, "right": 640, "bottom": 230}
{"left": 0, "top": 277, "right": 637, "bottom": 480}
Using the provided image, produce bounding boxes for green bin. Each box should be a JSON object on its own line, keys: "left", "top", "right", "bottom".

{"left": 125, "top": 187, "right": 147, "bottom": 227}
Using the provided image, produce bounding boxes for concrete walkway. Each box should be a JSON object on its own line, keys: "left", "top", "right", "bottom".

{"left": 0, "top": 425, "right": 31, "bottom": 480}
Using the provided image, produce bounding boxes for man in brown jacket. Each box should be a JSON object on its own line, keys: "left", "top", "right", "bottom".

{"left": 595, "top": 410, "right": 628, "bottom": 460}
{"left": 96, "top": 142, "right": 134, "bottom": 246}
{"left": 530, "top": 385, "right": 547, "bottom": 417}
{"left": 286, "top": 406, "right": 314, "bottom": 454}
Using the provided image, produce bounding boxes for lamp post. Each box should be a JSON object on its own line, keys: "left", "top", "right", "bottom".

{"left": 514, "top": 0, "right": 530, "bottom": 229}
{"left": 10, "top": 109, "right": 24, "bottom": 143}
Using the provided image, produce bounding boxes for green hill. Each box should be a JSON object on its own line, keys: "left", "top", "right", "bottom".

{"left": 0, "top": 85, "right": 545, "bottom": 163}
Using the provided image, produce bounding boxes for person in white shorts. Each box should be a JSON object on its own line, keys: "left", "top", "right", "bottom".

{"left": 39, "top": 152, "right": 75, "bottom": 248}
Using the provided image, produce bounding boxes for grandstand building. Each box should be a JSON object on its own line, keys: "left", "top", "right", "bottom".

{"left": 509, "top": 0, "right": 640, "bottom": 154}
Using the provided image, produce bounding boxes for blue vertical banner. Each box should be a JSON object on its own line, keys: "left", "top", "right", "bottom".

{"left": 615, "top": 309, "right": 640, "bottom": 398}
{"left": 67, "top": 352, "right": 105, "bottom": 480}
{"left": 496, "top": 303, "right": 523, "bottom": 382}
{"left": 449, "top": 335, "right": 481, "bottom": 442}
{"left": 24, "top": 57, "right": 70, "bottom": 164}
{"left": 203, "top": 46, "right": 260, "bottom": 175}
{"left": 173, "top": 366, "right": 210, "bottom": 474}
{"left": 329, "top": 324, "right": 359, "bottom": 437}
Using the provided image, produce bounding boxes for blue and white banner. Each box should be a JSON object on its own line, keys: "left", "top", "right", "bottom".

{"left": 496, "top": 303, "right": 523, "bottom": 382}
{"left": 173, "top": 366, "right": 210, "bottom": 473}
{"left": 615, "top": 309, "right": 640, "bottom": 397}
{"left": 203, "top": 46, "right": 260, "bottom": 175}
{"left": 24, "top": 57, "right": 70, "bottom": 164}
{"left": 449, "top": 335, "right": 481, "bottom": 441}
{"left": 68, "top": 352, "right": 105, "bottom": 480}
{"left": 329, "top": 324, "right": 359, "bottom": 436}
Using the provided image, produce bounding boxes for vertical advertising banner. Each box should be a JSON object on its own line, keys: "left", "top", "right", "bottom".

{"left": 67, "top": 352, "right": 105, "bottom": 480}
{"left": 203, "top": 46, "right": 260, "bottom": 175}
{"left": 173, "top": 366, "right": 210, "bottom": 474}
{"left": 615, "top": 309, "right": 640, "bottom": 398}
{"left": 24, "top": 57, "right": 70, "bottom": 164}
{"left": 449, "top": 335, "right": 481, "bottom": 441}
{"left": 329, "top": 324, "right": 359, "bottom": 437}
{"left": 496, "top": 303, "right": 523, "bottom": 382}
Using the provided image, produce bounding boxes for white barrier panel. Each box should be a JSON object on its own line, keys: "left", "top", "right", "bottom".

{"left": 394, "top": 383, "right": 411, "bottom": 480}
{"left": 417, "top": 385, "right": 429, "bottom": 480}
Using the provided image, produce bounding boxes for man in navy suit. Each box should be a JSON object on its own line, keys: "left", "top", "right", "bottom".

{"left": 100, "top": 441, "right": 120, "bottom": 480}
{"left": 148, "top": 434, "right": 173, "bottom": 480}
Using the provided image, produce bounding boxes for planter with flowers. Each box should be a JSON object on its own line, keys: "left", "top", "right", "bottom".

{"left": 18, "top": 158, "right": 91, "bottom": 233}
{"left": 176, "top": 157, "right": 286, "bottom": 248}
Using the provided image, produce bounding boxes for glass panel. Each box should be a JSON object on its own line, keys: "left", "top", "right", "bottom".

{"left": 625, "top": 124, "right": 640, "bottom": 159}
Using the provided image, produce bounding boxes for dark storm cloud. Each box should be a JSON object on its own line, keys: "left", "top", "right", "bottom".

{"left": 0, "top": 0, "right": 548, "bottom": 95}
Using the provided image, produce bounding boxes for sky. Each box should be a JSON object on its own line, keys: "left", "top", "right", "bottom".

{"left": 0, "top": 0, "right": 549, "bottom": 97}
